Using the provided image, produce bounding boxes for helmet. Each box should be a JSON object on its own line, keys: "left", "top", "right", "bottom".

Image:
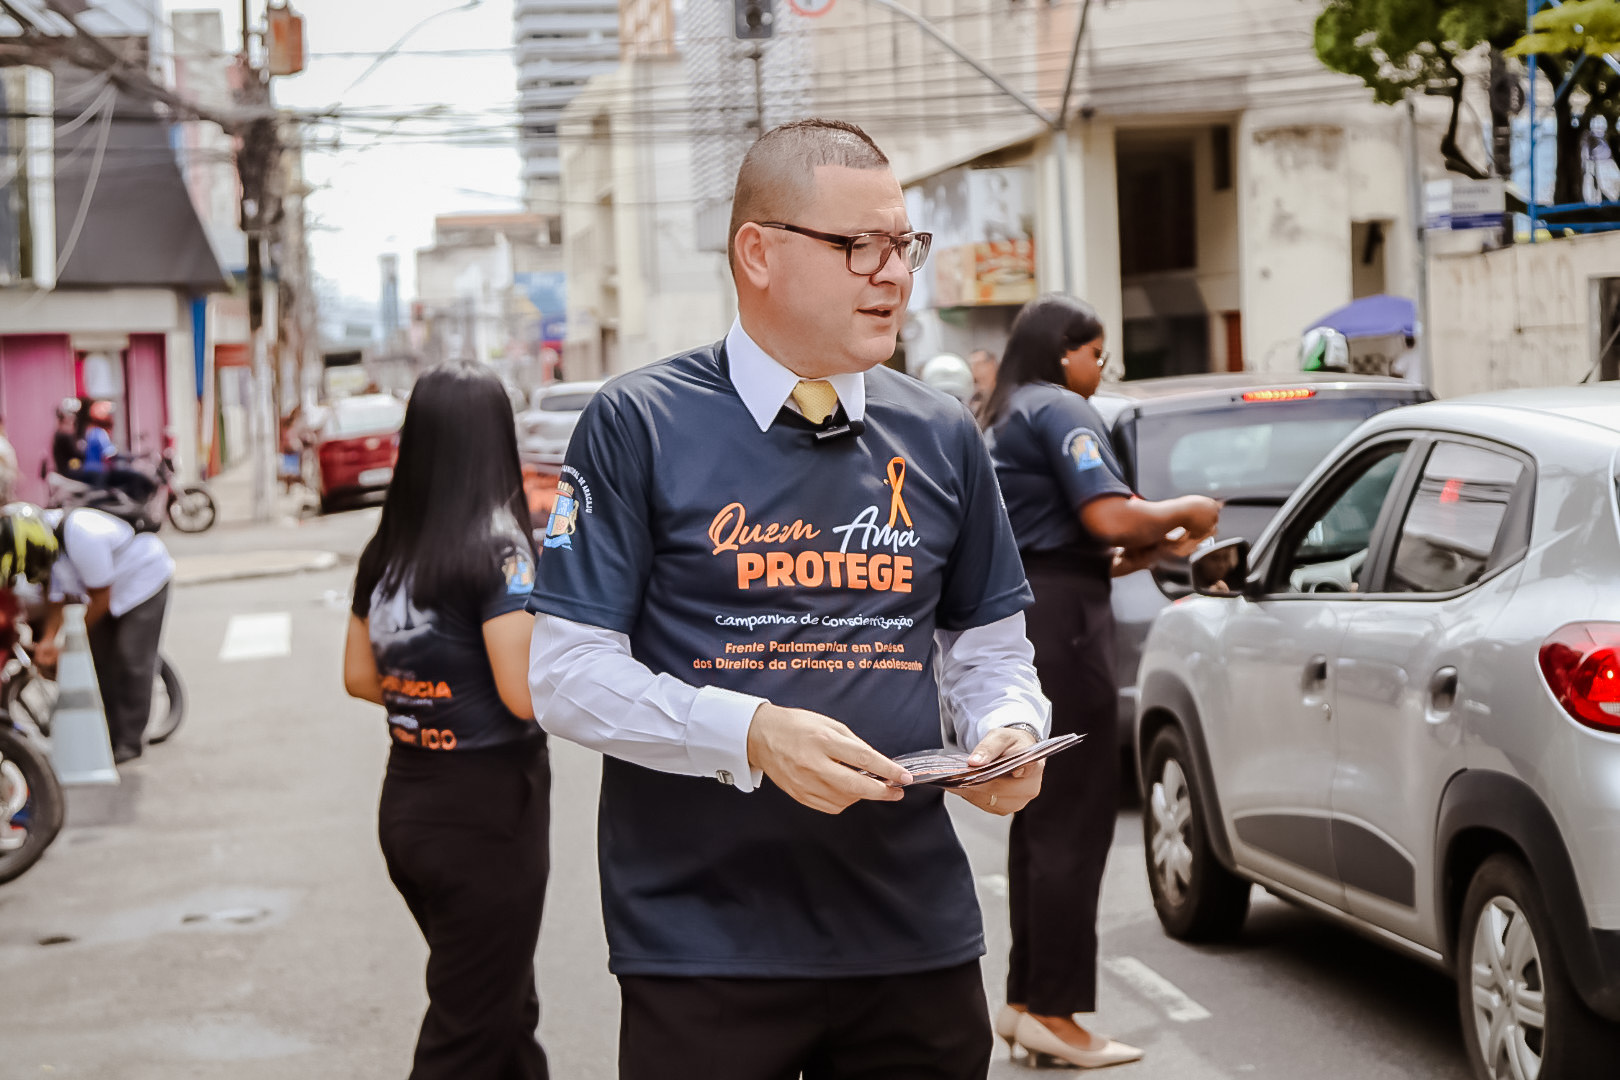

{"left": 919, "top": 353, "right": 975, "bottom": 403}
{"left": 1301, "top": 327, "right": 1349, "bottom": 372}
{"left": 88, "top": 400, "right": 115, "bottom": 426}
{"left": 0, "top": 504, "right": 59, "bottom": 586}
{"left": 57, "top": 398, "right": 80, "bottom": 420}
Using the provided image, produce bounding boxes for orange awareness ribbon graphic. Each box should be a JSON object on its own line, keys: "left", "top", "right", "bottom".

{"left": 886, "top": 457, "right": 913, "bottom": 529}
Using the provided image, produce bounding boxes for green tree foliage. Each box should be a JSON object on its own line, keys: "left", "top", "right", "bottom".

{"left": 1511, "top": 0, "right": 1620, "bottom": 58}
{"left": 1314, "top": 1, "right": 1524, "bottom": 180}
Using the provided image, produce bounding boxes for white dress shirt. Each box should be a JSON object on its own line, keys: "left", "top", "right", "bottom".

{"left": 529, "top": 319, "right": 1051, "bottom": 792}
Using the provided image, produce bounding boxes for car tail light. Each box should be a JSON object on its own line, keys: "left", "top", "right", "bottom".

{"left": 1539, "top": 623, "right": 1620, "bottom": 732}
{"left": 1241, "top": 388, "right": 1317, "bottom": 402}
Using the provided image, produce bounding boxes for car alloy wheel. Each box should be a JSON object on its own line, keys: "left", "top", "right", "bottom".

{"left": 1150, "top": 757, "right": 1195, "bottom": 905}
{"left": 1470, "top": 896, "right": 1546, "bottom": 1080}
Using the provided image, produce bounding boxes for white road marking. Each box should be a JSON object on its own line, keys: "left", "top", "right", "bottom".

{"left": 1103, "top": 956, "right": 1212, "bottom": 1022}
{"left": 219, "top": 613, "right": 292, "bottom": 661}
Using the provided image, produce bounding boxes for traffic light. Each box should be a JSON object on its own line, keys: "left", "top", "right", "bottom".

{"left": 734, "top": 0, "right": 774, "bottom": 40}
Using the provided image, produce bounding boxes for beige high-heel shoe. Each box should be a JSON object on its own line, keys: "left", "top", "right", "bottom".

{"left": 995, "top": 1004, "right": 1025, "bottom": 1055}
{"left": 1013, "top": 1014, "right": 1144, "bottom": 1069}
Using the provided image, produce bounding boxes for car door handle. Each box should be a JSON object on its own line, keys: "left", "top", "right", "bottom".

{"left": 1429, "top": 667, "right": 1459, "bottom": 716}
{"left": 1304, "top": 655, "right": 1329, "bottom": 688}
{"left": 1303, "top": 655, "right": 1332, "bottom": 720}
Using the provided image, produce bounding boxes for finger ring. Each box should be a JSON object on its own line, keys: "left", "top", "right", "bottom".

{"left": 989, "top": 794, "right": 998, "bottom": 808}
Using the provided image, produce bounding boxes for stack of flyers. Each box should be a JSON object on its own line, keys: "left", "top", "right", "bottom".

{"left": 853, "top": 733, "right": 1084, "bottom": 788}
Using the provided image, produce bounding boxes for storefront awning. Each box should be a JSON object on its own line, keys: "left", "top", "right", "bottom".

{"left": 52, "top": 71, "right": 233, "bottom": 294}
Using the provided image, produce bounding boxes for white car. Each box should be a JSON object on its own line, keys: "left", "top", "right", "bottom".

{"left": 518, "top": 380, "right": 604, "bottom": 466}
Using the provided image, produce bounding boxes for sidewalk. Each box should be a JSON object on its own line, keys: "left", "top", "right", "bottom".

{"left": 164, "top": 462, "right": 377, "bottom": 585}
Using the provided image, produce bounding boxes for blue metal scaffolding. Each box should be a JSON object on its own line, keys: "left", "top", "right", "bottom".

{"left": 1526, "top": 0, "right": 1620, "bottom": 241}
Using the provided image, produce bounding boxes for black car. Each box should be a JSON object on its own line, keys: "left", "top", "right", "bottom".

{"left": 1090, "top": 372, "right": 1432, "bottom": 763}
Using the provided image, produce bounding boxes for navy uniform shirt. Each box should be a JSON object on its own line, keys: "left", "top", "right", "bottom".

{"left": 353, "top": 515, "right": 538, "bottom": 752}
{"left": 528, "top": 342, "right": 1032, "bottom": 978}
{"left": 986, "top": 381, "right": 1133, "bottom": 555}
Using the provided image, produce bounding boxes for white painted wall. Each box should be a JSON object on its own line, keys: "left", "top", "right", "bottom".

{"left": 0, "top": 287, "right": 183, "bottom": 333}
{"left": 1239, "top": 117, "right": 1353, "bottom": 372}
{"left": 1428, "top": 231, "right": 1620, "bottom": 397}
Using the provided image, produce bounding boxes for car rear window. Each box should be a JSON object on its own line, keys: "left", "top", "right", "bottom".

{"left": 1132, "top": 396, "right": 1398, "bottom": 502}
{"left": 540, "top": 392, "right": 594, "bottom": 412}
{"left": 332, "top": 398, "right": 405, "bottom": 436}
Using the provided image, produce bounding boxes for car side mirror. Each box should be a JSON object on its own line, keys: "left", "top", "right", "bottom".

{"left": 1190, "top": 538, "right": 1251, "bottom": 598}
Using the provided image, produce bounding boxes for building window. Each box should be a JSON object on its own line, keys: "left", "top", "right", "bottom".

{"left": 1118, "top": 142, "right": 1197, "bottom": 275}
{"left": 1212, "top": 126, "right": 1233, "bottom": 191}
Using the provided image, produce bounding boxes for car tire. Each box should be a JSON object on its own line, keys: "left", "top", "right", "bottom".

{"left": 1142, "top": 726, "right": 1250, "bottom": 941}
{"left": 1456, "top": 855, "right": 1620, "bottom": 1080}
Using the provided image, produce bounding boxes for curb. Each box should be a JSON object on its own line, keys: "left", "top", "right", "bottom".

{"left": 174, "top": 550, "right": 341, "bottom": 587}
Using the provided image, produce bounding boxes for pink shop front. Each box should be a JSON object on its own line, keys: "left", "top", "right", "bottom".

{"left": 0, "top": 332, "right": 171, "bottom": 505}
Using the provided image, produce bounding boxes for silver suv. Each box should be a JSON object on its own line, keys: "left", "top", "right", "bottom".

{"left": 1135, "top": 387, "right": 1620, "bottom": 1080}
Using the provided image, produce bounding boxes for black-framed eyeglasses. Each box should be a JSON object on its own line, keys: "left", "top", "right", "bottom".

{"left": 757, "top": 222, "right": 933, "bottom": 277}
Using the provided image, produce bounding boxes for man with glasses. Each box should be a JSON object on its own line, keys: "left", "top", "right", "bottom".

{"left": 527, "top": 118, "right": 1051, "bottom": 1078}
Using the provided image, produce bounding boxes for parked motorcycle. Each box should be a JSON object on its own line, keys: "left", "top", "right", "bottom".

{"left": 44, "top": 447, "right": 216, "bottom": 534}
{"left": 0, "top": 588, "right": 63, "bottom": 886}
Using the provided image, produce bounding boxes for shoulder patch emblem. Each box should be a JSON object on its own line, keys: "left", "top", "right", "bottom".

{"left": 503, "top": 552, "right": 535, "bottom": 594}
{"left": 1063, "top": 427, "right": 1104, "bottom": 472}
{"left": 544, "top": 482, "right": 580, "bottom": 550}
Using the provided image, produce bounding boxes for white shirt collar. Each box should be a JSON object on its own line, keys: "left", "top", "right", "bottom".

{"left": 724, "top": 319, "right": 867, "bottom": 433}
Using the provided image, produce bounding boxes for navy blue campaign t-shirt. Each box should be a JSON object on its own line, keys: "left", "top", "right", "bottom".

{"left": 529, "top": 343, "right": 1032, "bottom": 978}
{"left": 353, "top": 513, "right": 538, "bottom": 752}
{"left": 986, "top": 381, "right": 1133, "bottom": 555}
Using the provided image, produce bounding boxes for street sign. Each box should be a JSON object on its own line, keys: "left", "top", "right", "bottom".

{"left": 1424, "top": 178, "right": 1506, "bottom": 231}
{"left": 788, "top": 0, "right": 836, "bottom": 15}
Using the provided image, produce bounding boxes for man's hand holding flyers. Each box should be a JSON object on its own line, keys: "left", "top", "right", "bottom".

{"left": 946, "top": 725, "right": 1051, "bottom": 816}
{"left": 748, "top": 703, "right": 912, "bottom": 814}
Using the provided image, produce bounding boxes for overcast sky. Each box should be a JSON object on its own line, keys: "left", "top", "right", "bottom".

{"left": 166, "top": 0, "right": 525, "bottom": 312}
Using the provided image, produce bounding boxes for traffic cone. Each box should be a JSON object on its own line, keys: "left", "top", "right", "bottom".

{"left": 47, "top": 604, "right": 118, "bottom": 786}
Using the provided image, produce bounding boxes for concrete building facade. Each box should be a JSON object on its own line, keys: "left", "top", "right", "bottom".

{"left": 515, "top": 0, "right": 621, "bottom": 213}
{"left": 413, "top": 212, "right": 566, "bottom": 390}
{"left": 1428, "top": 230, "right": 1620, "bottom": 396}
{"left": 561, "top": 0, "right": 1448, "bottom": 385}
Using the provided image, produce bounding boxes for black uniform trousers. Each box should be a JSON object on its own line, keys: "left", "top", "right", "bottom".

{"left": 618, "top": 961, "right": 992, "bottom": 1080}
{"left": 85, "top": 582, "right": 169, "bottom": 759}
{"left": 1005, "top": 554, "right": 1119, "bottom": 1016}
{"left": 379, "top": 736, "right": 551, "bottom": 1080}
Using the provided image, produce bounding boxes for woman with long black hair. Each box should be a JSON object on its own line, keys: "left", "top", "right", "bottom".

{"left": 982, "top": 294, "right": 1220, "bottom": 1069}
{"left": 342, "top": 363, "right": 549, "bottom": 1080}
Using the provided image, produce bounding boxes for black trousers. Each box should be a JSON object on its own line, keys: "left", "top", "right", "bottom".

{"left": 378, "top": 737, "right": 551, "bottom": 1080}
{"left": 1005, "top": 558, "right": 1118, "bottom": 1016}
{"left": 85, "top": 583, "right": 169, "bottom": 758}
{"left": 618, "top": 961, "right": 992, "bottom": 1080}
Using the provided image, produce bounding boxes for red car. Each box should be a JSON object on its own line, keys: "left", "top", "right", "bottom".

{"left": 313, "top": 394, "right": 405, "bottom": 513}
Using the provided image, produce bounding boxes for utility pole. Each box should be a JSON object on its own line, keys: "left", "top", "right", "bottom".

{"left": 236, "top": 0, "right": 283, "bottom": 523}
{"left": 1405, "top": 93, "right": 1432, "bottom": 389}
{"left": 733, "top": 0, "right": 772, "bottom": 136}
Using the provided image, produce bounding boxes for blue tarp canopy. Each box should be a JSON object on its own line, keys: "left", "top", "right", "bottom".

{"left": 1305, "top": 294, "right": 1416, "bottom": 339}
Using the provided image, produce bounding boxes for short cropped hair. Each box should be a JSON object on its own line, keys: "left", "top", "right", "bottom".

{"left": 728, "top": 119, "right": 890, "bottom": 270}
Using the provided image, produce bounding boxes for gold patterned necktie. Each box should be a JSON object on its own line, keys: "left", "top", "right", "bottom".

{"left": 790, "top": 379, "right": 840, "bottom": 425}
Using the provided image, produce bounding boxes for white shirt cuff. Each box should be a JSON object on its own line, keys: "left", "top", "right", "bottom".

{"left": 687, "top": 685, "right": 768, "bottom": 793}
{"left": 973, "top": 702, "right": 1051, "bottom": 748}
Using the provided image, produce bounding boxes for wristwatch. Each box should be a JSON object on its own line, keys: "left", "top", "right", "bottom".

{"left": 1001, "top": 722, "right": 1041, "bottom": 741}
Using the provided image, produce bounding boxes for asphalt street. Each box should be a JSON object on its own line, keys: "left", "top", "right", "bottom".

{"left": 0, "top": 506, "right": 1473, "bottom": 1079}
